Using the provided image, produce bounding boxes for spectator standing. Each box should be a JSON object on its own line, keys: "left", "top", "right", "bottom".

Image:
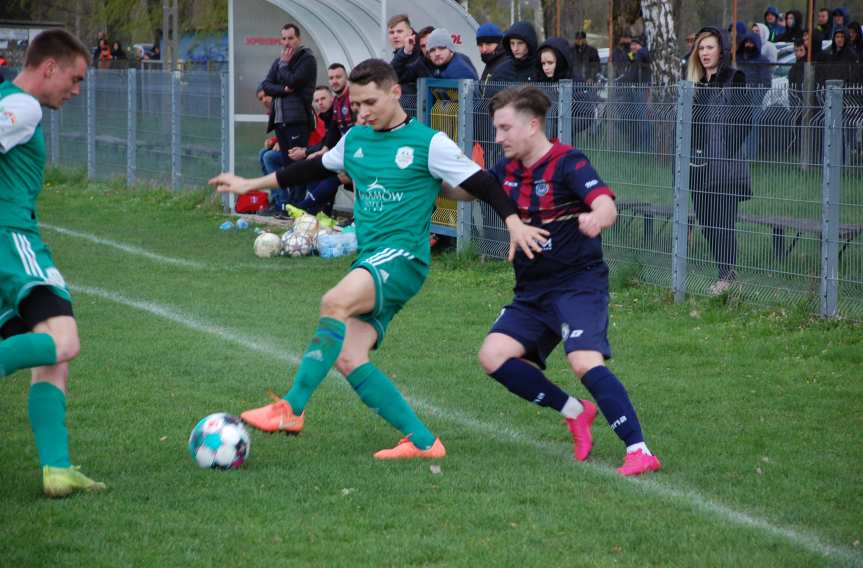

{"left": 494, "top": 21, "right": 541, "bottom": 83}
{"left": 763, "top": 6, "right": 786, "bottom": 42}
{"left": 788, "top": 40, "right": 807, "bottom": 90}
{"left": 821, "top": 27, "right": 862, "bottom": 85}
{"left": 96, "top": 39, "right": 112, "bottom": 69}
{"left": 610, "top": 32, "right": 632, "bottom": 80}
{"left": 110, "top": 41, "right": 126, "bottom": 60}
{"left": 476, "top": 23, "right": 509, "bottom": 84}
{"left": 832, "top": 8, "right": 850, "bottom": 32}
{"left": 816, "top": 7, "right": 833, "bottom": 38}
{"left": 778, "top": 11, "right": 804, "bottom": 43}
{"left": 388, "top": 14, "right": 421, "bottom": 96}
{"left": 686, "top": 27, "right": 751, "bottom": 294}
{"left": 425, "top": 29, "right": 478, "bottom": 80}
{"left": 538, "top": 37, "right": 575, "bottom": 82}
{"left": 847, "top": 22, "right": 863, "bottom": 56}
{"left": 752, "top": 23, "right": 779, "bottom": 64}
{"left": 393, "top": 26, "right": 434, "bottom": 91}
{"left": 571, "top": 31, "right": 600, "bottom": 83}
{"left": 260, "top": 23, "right": 317, "bottom": 213}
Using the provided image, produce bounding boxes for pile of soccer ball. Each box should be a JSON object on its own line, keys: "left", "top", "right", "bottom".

{"left": 187, "top": 412, "right": 250, "bottom": 470}
{"left": 253, "top": 213, "right": 338, "bottom": 258}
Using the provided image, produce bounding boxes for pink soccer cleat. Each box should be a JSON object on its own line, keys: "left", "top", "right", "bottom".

{"left": 565, "top": 400, "right": 597, "bottom": 461}
{"left": 617, "top": 449, "right": 662, "bottom": 476}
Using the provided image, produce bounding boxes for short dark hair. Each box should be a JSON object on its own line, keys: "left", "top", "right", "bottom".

{"left": 25, "top": 29, "right": 91, "bottom": 68}
{"left": 819, "top": 7, "right": 830, "bottom": 14}
{"left": 349, "top": 58, "right": 398, "bottom": 88}
{"left": 417, "top": 26, "right": 435, "bottom": 41}
{"left": 282, "top": 23, "right": 300, "bottom": 37}
{"left": 328, "top": 62, "right": 346, "bottom": 72}
{"left": 387, "top": 14, "right": 411, "bottom": 29}
{"left": 488, "top": 86, "right": 551, "bottom": 122}
{"left": 314, "top": 84, "right": 331, "bottom": 92}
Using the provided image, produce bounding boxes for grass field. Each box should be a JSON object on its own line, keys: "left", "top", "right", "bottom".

{"left": 2, "top": 172, "right": 862, "bottom": 567}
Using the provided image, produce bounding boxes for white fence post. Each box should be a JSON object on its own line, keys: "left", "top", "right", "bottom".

{"left": 86, "top": 69, "right": 96, "bottom": 179}
{"left": 171, "top": 70, "right": 182, "bottom": 190}
{"left": 672, "top": 81, "right": 694, "bottom": 303}
{"left": 820, "top": 80, "right": 843, "bottom": 318}
{"left": 127, "top": 69, "right": 137, "bottom": 186}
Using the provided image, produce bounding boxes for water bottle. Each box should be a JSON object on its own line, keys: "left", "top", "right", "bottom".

{"left": 236, "top": 218, "right": 250, "bottom": 230}
{"left": 318, "top": 234, "right": 335, "bottom": 258}
{"left": 219, "top": 220, "right": 234, "bottom": 231}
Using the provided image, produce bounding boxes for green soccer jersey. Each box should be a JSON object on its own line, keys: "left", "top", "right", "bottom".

{"left": 322, "top": 119, "right": 479, "bottom": 265}
{"left": 0, "top": 81, "right": 45, "bottom": 232}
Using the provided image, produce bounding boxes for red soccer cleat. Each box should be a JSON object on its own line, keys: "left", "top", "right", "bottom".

{"left": 617, "top": 449, "right": 662, "bottom": 476}
{"left": 565, "top": 400, "right": 597, "bottom": 461}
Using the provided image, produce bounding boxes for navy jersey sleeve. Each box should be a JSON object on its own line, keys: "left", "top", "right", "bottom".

{"left": 488, "top": 156, "right": 508, "bottom": 186}
{"left": 563, "top": 153, "right": 615, "bottom": 205}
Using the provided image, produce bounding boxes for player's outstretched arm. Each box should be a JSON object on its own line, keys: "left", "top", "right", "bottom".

{"left": 438, "top": 182, "right": 476, "bottom": 201}
{"left": 577, "top": 195, "right": 617, "bottom": 238}
{"left": 458, "top": 170, "right": 549, "bottom": 261}
{"left": 208, "top": 172, "right": 278, "bottom": 195}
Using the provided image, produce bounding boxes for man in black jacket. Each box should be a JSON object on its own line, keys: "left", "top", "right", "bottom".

{"left": 571, "top": 31, "right": 599, "bottom": 83}
{"left": 261, "top": 24, "right": 317, "bottom": 167}
{"left": 476, "top": 22, "right": 509, "bottom": 84}
{"left": 494, "top": 21, "right": 541, "bottom": 83}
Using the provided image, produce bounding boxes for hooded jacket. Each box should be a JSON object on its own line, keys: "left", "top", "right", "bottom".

{"left": 738, "top": 32, "right": 773, "bottom": 87}
{"left": 778, "top": 10, "right": 804, "bottom": 43}
{"left": 753, "top": 23, "right": 779, "bottom": 63}
{"left": 261, "top": 46, "right": 317, "bottom": 131}
{"left": 537, "top": 37, "right": 576, "bottom": 81}
{"left": 571, "top": 41, "right": 600, "bottom": 80}
{"left": 689, "top": 27, "right": 751, "bottom": 200}
{"left": 494, "top": 21, "right": 541, "bottom": 82}
{"left": 763, "top": 6, "right": 785, "bottom": 41}
{"left": 821, "top": 27, "right": 863, "bottom": 84}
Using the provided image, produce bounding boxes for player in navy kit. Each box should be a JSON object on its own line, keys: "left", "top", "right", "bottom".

{"left": 477, "top": 86, "right": 661, "bottom": 476}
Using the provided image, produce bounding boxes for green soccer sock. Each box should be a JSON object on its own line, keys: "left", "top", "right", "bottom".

{"left": 346, "top": 362, "right": 436, "bottom": 450}
{"left": 285, "top": 317, "right": 346, "bottom": 414}
{"left": 28, "top": 382, "right": 71, "bottom": 468}
{"left": 0, "top": 333, "right": 57, "bottom": 378}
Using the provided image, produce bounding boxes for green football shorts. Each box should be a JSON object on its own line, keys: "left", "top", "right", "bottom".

{"left": 352, "top": 247, "right": 429, "bottom": 348}
{"left": 0, "top": 228, "right": 72, "bottom": 329}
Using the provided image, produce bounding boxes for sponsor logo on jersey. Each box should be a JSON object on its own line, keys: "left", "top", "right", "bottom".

{"left": 362, "top": 179, "right": 404, "bottom": 213}
{"left": 0, "top": 110, "right": 16, "bottom": 127}
{"left": 585, "top": 179, "right": 599, "bottom": 189}
{"left": 342, "top": 104, "right": 350, "bottom": 116}
{"left": 395, "top": 146, "right": 414, "bottom": 169}
{"left": 353, "top": 147, "right": 364, "bottom": 158}
{"left": 504, "top": 180, "right": 519, "bottom": 188}
{"left": 534, "top": 180, "right": 550, "bottom": 197}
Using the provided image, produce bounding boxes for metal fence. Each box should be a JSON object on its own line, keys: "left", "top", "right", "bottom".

{"left": 41, "top": 68, "right": 229, "bottom": 190}
{"left": 33, "top": 69, "right": 863, "bottom": 318}
{"left": 419, "top": 78, "right": 863, "bottom": 319}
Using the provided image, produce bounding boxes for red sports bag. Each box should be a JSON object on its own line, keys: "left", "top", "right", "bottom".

{"left": 235, "top": 191, "right": 269, "bottom": 213}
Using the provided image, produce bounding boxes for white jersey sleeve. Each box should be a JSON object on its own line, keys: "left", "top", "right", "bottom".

{"left": 427, "top": 131, "right": 481, "bottom": 188}
{"left": 0, "top": 93, "right": 42, "bottom": 154}
{"left": 321, "top": 131, "right": 347, "bottom": 172}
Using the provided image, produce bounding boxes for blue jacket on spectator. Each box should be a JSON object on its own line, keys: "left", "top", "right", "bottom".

{"left": 763, "top": 6, "right": 786, "bottom": 41}
{"left": 737, "top": 32, "right": 772, "bottom": 88}
{"left": 494, "top": 21, "right": 541, "bottom": 82}
{"left": 832, "top": 7, "right": 851, "bottom": 30}
{"left": 430, "top": 52, "right": 478, "bottom": 80}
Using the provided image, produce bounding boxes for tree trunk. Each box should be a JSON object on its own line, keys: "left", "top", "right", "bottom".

{"left": 641, "top": 0, "right": 680, "bottom": 86}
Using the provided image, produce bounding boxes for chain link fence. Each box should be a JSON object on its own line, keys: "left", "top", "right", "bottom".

{"left": 30, "top": 69, "right": 863, "bottom": 319}
{"left": 419, "top": 78, "right": 863, "bottom": 319}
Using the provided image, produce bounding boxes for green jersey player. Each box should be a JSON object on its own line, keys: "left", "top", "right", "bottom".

{"left": 0, "top": 30, "right": 106, "bottom": 496}
{"left": 210, "top": 59, "right": 547, "bottom": 459}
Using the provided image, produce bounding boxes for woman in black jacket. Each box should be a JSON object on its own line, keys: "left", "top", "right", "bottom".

{"left": 686, "top": 27, "right": 752, "bottom": 294}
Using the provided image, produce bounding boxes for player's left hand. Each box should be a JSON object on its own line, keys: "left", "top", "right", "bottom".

{"left": 208, "top": 173, "right": 252, "bottom": 195}
{"left": 577, "top": 213, "right": 603, "bottom": 238}
{"left": 505, "top": 215, "right": 549, "bottom": 262}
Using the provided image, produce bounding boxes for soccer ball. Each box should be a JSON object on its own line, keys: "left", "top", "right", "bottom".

{"left": 292, "top": 213, "right": 318, "bottom": 236}
{"left": 281, "top": 230, "right": 314, "bottom": 257}
{"left": 187, "top": 413, "right": 250, "bottom": 470}
{"left": 253, "top": 232, "right": 282, "bottom": 258}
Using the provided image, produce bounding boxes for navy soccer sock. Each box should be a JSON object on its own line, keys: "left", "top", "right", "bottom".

{"left": 490, "top": 358, "right": 569, "bottom": 411}
{"left": 581, "top": 366, "right": 644, "bottom": 446}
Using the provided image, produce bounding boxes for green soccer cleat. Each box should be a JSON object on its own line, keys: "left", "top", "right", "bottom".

{"left": 315, "top": 211, "right": 337, "bottom": 229}
{"left": 284, "top": 204, "right": 306, "bottom": 220}
{"left": 42, "top": 465, "right": 107, "bottom": 498}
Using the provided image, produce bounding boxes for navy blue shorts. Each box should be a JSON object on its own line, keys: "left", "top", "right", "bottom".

{"left": 489, "top": 263, "right": 611, "bottom": 370}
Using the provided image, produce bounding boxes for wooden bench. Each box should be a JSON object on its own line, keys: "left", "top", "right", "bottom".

{"left": 738, "top": 214, "right": 863, "bottom": 259}
{"left": 617, "top": 200, "right": 694, "bottom": 244}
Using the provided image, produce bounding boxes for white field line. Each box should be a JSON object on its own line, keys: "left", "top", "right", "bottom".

{"left": 70, "top": 282, "right": 862, "bottom": 566}
{"left": 40, "top": 223, "right": 291, "bottom": 272}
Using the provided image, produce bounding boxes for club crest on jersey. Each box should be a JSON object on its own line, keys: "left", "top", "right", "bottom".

{"left": 395, "top": 146, "right": 414, "bottom": 169}
{"left": 534, "top": 180, "right": 550, "bottom": 197}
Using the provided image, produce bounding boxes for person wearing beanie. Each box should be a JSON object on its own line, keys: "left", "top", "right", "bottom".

{"left": 476, "top": 22, "right": 510, "bottom": 83}
{"left": 425, "top": 28, "right": 478, "bottom": 80}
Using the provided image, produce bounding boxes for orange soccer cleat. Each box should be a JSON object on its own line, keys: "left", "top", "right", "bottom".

{"left": 373, "top": 437, "right": 446, "bottom": 460}
{"left": 240, "top": 393, "right": 304, "bottom": 434}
